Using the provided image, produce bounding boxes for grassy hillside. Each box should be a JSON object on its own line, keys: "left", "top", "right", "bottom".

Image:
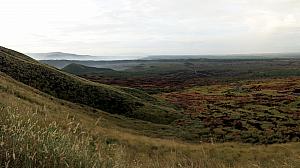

{"left": 0, "top": 46, "right": 181, "bottom": 124}
{"left": 1, "top": 72, "right": 300, "bottom": 167}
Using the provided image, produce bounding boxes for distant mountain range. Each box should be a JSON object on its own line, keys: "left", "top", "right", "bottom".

{"left": 27, "top": 52, "right": 108, "bottom": 60}
{"left": 27, "top": 52, "right": 143, "bottom": 60}
{"left": 27, "top": 52, "right": 300, "bottom": 61}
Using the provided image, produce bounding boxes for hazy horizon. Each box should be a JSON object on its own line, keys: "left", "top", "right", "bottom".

{"left": 2, "top": 0, "right": 300, "bottom": 58}
{"left": 24, "top": 51, "right": 300, "bottom": 61}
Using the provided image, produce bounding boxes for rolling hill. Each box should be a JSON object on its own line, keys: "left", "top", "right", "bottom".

{"left": 62, "top": 63, "right": 118, "bottom": 75}
{"left": 0, "top": 46, "right": 181, "bottom": 124}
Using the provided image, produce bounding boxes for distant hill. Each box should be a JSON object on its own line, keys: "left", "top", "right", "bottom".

{"left": 28, "top": 52, "right": 143, "bottom": 61}
{"left": 0, "top": 46, "right": 180, "bottom": 124}
{"left": 27, "top": 52, "right": 106, "bottom": 60}
{"left": 40, "top": 60, "right": 148, "bottom": 69}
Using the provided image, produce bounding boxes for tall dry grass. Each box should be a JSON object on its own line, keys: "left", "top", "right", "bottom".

{"left": 0, "top": 105, "right": 227, "bottom": 168}
{"left": 1, "top": 104, "right": 300, "bottom": 168}
{"left": 0, "top": 106, "right": 126, "bottom": 167}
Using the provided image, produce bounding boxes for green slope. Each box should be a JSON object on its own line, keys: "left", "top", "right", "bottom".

{"left": 0, "top": 46, "right": 181, "bottom": 124}
{"left": 62, "top": 63, "right": 118, "bottom": 75}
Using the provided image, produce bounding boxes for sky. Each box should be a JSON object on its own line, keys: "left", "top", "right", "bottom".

{"left": 1, "top": 0, "right": 300, "bottom": 57}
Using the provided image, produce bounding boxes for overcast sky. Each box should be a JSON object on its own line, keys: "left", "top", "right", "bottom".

{"left": 1, "top": 0, "right": 300, "bottom": 56}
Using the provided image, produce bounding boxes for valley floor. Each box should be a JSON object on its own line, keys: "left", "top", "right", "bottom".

{"left": 158, "top": 78, "right": 300, "bottom": 143}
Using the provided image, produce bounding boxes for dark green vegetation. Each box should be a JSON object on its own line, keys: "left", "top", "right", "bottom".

{"left": 0, "top": 46, "right": 181, "bottom": 124}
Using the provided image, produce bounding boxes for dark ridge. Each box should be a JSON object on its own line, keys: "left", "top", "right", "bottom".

{"left": 63, "top": 63, "right": 116, "bottom": 75}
